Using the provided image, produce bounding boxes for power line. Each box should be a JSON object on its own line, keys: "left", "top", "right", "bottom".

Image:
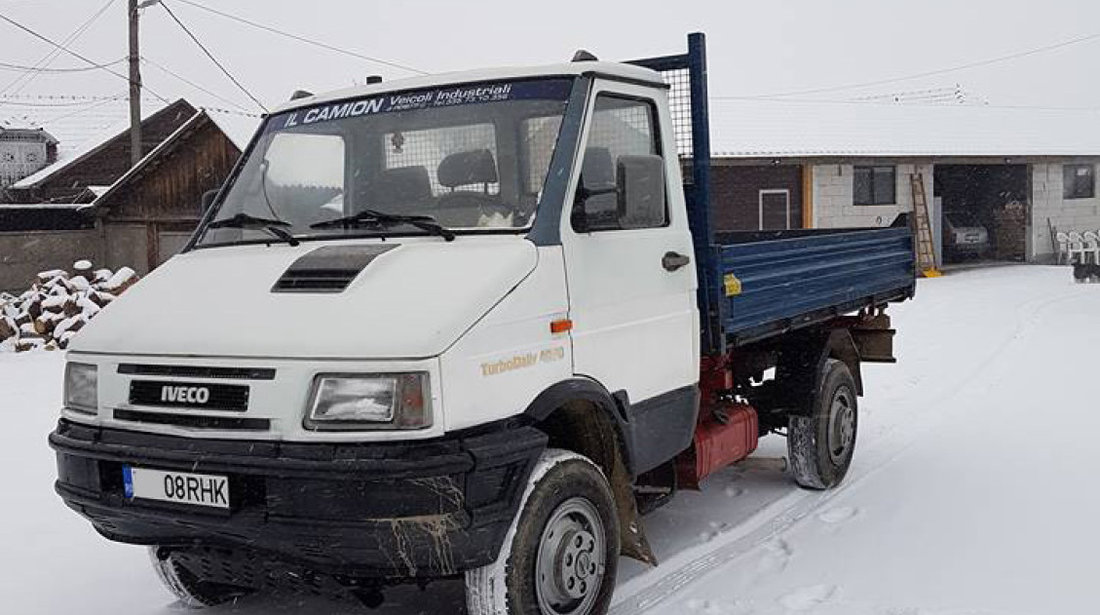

{"left": 0, "top": 57, "right": 127, "bottom": 73}
{"left": 198, "top": 105, "right": 261, "bottom": 119}
{"left": 0, "top": 96, "right": 120, "bottom": 108}
{"left": 0, "top": 93, "right": 161, "bottom": 108}
{"left": 0, "top": 93, "right": 140, "bottom": 101}
{"left": 710, "top": 94, "right": 1100, "bottom": 113}
{"left": 0, "top": 10, "right": 170, "bottom": 103}
{"left": 141, "top": 55, "right": 253, "bottom": 113}
{"left": 21, "top": 94, "right": 124, "bottom": 123}
{"left": 735, "top": 30, "right": 1100, "bottom": 100}
{"left": 158, "top": 1, "right": 267, "bottom": 112}
{"left": 1, "top": 93, "right": 125, "bottom": 129}
{"left": 171, "top": 0, "right": 429, "bottom": 76}
{"left": 1, "top": 0, "right": 118, "bottom": 97}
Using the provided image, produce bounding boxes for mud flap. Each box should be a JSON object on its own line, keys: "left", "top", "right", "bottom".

{"left": 608, "top": 448, "right": 658, "bottom": 566}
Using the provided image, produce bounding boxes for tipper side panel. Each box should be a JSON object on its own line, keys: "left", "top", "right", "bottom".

{"left": 719, "top": 228, "right": 916, "bottom": 345}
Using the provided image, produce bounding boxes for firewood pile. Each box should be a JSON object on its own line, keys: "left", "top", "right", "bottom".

{"left": 0, "top": 260, "right": 139, "bottom": 352}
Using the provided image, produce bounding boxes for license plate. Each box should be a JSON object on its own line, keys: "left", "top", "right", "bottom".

{"left": 123, "top": 466, "right": 230, "bottom": 509}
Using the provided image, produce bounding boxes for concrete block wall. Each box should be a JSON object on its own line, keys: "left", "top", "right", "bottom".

{"left": 0, "top": 230, "right": 104, "bottom": 292}
{"left": 103, "top": 225, "right": 150, "bottom": 275}
{"left": 1030, "top": 163, "right": 1100, "bottom": 262}
{"left": 812, "top": 163, "right": 933, "bottom": 229}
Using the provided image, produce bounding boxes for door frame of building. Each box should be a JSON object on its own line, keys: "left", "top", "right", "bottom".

{"left": 758, "top": 188, "right": 792, "bottom": 230}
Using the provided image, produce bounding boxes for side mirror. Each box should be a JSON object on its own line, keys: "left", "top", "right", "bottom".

{"left": 201, "top": 189, "right": 219, "bottom": 212}
{"left": 617, "top": 155, "right": 666, "bottom": 229}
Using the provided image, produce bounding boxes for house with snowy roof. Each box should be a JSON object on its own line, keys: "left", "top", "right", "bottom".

{"left": 0, "top": 99, "right": 244, "bottom": 291}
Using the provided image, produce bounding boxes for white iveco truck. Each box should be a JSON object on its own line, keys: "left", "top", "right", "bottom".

{"left": 51, "top": 34, "right": 915, "bottom": 615}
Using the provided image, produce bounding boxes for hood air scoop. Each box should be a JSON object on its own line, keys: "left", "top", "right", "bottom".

{"left": 272, "top": 244, "right": 398, "bottom": 293}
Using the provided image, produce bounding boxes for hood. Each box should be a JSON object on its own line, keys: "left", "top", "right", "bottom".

{"left": 953, "top": 226, "right": 988, "bottom": 241}
{"left": 73, "top": 239, "right": 538, "bottom": 359}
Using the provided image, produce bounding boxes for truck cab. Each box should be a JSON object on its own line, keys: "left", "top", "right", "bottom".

{"left": 51, "top": 34, "right": 914, "bottom": 615}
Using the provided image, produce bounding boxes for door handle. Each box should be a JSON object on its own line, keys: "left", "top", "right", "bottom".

{"left": 662, "top": 251, "right": 691, "bottom": 272}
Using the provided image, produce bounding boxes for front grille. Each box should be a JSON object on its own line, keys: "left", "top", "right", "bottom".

{"left": 114, "top": 409, "right": 270, "bottom": 431}
{"left": 129, "top": 380, "right": 250, "bottom": 412}
{"left": 118, "top": 364, "right": 276, "bottom": 380}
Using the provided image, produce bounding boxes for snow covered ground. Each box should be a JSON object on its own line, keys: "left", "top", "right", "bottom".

{"left": 2, "top": 265, "right": 1097, "bottom": 614}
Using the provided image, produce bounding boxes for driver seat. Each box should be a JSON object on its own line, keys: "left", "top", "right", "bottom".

{"left": 356, "top": 165, "right": 432, "bottom": 216}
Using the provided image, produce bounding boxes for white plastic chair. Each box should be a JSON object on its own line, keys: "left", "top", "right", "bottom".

{"left": 1055, "top": 231, "right": 1070, "bottom": 263}
{"left": 1083, "top": 230, "right": 1100, "bottom": 264}
{"left": 1067, "top": 231, "right": 1087, "bottom": 264}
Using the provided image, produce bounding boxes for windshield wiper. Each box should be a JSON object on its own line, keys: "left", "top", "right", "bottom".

{"left": 206, "top": 213, "right": 300, "bottom": 246}
{"left": 310, "top": 209, "right": 456, "bottom": 242}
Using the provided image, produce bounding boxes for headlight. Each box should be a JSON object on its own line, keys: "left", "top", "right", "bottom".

{"left": 64, "top": 362, "right": 98, "bottom": 414}
{"left": 305, "top": 373, "right": 431, "bottom": 431}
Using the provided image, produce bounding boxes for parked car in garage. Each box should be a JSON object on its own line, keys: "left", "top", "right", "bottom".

{"left": 944, "top": 211, "right": 990, "bottom": 259}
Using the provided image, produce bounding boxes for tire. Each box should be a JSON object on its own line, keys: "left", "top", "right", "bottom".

{"left": 466, "top": 449, "right": 620, "bottom": 615}
{"left": 787, "top": 358, "right": 858, "bottom": 490}
{"left": 148, "top": 547, "right": 252, "bottom": 608}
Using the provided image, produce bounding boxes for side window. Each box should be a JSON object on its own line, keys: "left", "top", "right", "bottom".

{"left": 573, "top": 95, "right": 666, "bottom": 232}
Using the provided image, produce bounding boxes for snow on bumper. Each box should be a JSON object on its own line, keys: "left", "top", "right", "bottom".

{"left": 49, "top": 419, "right": 546, "bottom": 579}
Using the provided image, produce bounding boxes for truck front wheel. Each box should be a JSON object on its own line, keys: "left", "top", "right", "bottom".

{"left": 465, "top": 449, "right": 620, "bottom": 615}
{"left": 787, "top": 358, "right": 858, "bottom": 490}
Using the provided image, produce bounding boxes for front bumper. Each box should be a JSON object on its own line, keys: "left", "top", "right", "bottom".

{"left": 50, "top": 419, "right": 545, "bottom": 579}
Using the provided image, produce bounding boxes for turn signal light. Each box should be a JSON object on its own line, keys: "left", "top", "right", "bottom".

{"left": 550, "top": 319, "right": 573, "bottom": 334}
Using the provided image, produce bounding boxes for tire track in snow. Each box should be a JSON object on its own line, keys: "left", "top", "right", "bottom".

{"left": 610, "top": 285, "right": 1087, "bottom": 615}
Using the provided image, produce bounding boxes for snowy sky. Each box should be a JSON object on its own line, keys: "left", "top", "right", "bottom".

{"left": 2, "top": 0, "right": 1099, "bottom": 132}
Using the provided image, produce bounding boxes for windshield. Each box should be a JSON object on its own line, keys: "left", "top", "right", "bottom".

{"left": 946, "top": 212, "right": 981, "bottom": 227}
{"left": 197, "top": 78, "right": 574, "bottom": 247}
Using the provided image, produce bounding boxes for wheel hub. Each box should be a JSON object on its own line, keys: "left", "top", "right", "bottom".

{"left": 536, "top": 497, "right": 605, "bottom": 614}
{"left": 827, "top": 387, "right": 856, "bottom": 463}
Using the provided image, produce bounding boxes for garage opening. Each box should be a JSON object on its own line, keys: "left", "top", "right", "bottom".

{"left": 933, "top": 164, "right": 1028, "bottom": 264}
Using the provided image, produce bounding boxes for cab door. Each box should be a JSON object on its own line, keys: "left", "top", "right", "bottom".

{"left": 558, "top": 81, "right": 699, "bottom": 453}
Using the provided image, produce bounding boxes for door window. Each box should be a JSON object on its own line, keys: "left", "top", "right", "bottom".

{"left": 573, "top": 95, "right": 666, "bottom": 231}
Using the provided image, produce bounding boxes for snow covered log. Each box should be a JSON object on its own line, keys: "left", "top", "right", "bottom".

{"left": 102, "top": 267, "right": 138, "bottom": 293}
{"left": 0, "top": 260, "right": 141, "bottom": 353}
{"left": 0, "top": 317, "right": 15, "bottom": 341}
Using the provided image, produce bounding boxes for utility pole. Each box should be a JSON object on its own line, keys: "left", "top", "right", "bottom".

{"left": 128, "top": 0, "right": 142, "bottom": 166}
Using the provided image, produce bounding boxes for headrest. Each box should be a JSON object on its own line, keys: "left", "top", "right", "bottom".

{"left": 438, "top": 149, "right": 498, "bottom": 188}
{"left": 581, "top": 147, "right": 615, "bottom": 188}
{"left": 371, "top": 166, "right": 432, "bottom": 207}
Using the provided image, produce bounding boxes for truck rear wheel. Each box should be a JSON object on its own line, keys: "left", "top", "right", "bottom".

{"left": 148, "top": 547, "right": 252, "bottom": 608}
{"left": 465, "top": 449, "right": 620, "bottom": 615}
{"left": 788, "top": 358, "right": 858, "bottom": 490}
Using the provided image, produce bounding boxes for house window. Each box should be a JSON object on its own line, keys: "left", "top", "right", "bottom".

{"left": 853, "top": 165, "right": 896, "bottom": 205}
{"left": 1063, "top": 164, "right": 1095, "bottom": 200}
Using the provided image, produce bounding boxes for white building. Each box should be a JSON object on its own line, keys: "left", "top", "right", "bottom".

{"left": 706, "top": 99, "right": 1100, "bottom": 264}
{"left": 0, "top": 127, "right": 58, "bottom": 189}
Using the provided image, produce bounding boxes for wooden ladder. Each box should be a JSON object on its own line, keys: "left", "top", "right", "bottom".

{"left": 909, "top": 173, "right": 942, "bottom": 278}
